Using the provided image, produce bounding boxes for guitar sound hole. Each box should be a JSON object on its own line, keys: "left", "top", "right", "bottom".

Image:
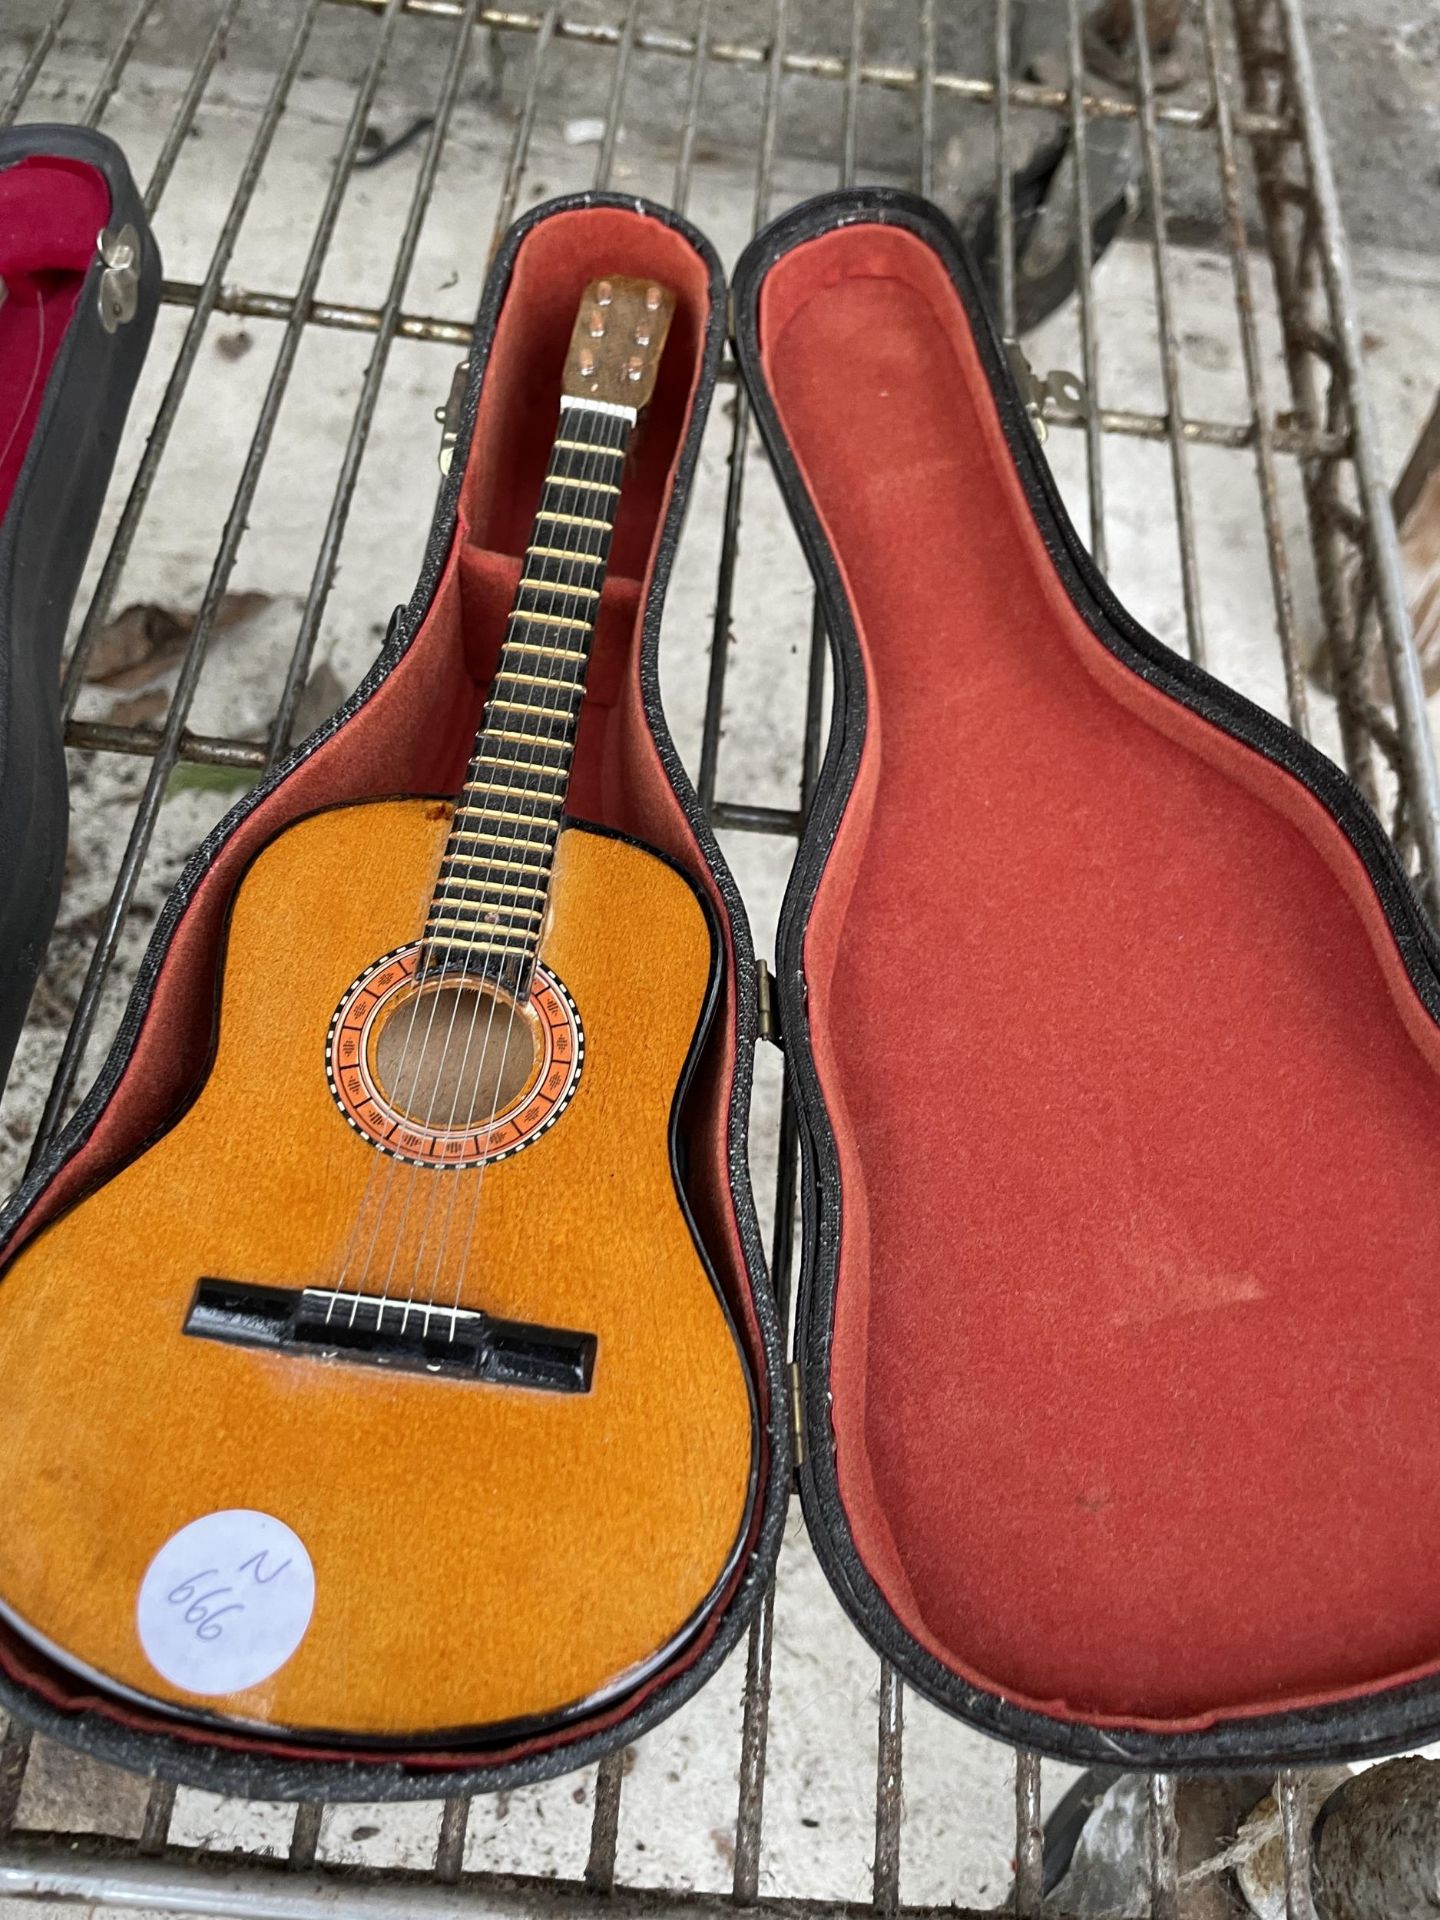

{"left": 372, "top": 983, "right": 539, "bottom": 1129}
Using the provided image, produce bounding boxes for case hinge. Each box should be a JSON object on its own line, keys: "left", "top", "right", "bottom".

{"left": 756, "top": 958, "right": 781, "bottom": 1047}
{"left": 789, "top": 1360, "right": 805, "bottom": 1471}
{"left": 97, "top": 224, "right": 141, "bottom": 333}
{"left": 435, "top": 358, "right": 470, "bottom": 475}
{"left": 1004, "top": 339, "right": 1087, "bottom": 445}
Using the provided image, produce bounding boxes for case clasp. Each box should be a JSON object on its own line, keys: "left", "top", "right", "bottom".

{"left": 1004, "top": 339, "right": 1087, "bottom": 444}
{"left": 97, "top": 224, "right": 141, "bottom": 333}
{"left": 756, "top": 958, "right": 781, "bottom": 1047}
{"left": 435, "top": 358, "right": 470, "bottom": 475}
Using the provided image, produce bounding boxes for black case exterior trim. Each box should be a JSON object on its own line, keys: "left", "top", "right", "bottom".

{"left": 733, "top": 185, "right": 1440, "bottom": 1771}
{"left": 0, "top": 126, "right": 162, "bottom": 1093}
{"left": 0, "top": 192, "right": 788, "bottom": 1801}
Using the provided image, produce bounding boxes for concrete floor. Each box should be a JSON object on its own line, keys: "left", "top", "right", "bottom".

{"left": 0, "top": 10, "right": 1438, "bottom": 1917}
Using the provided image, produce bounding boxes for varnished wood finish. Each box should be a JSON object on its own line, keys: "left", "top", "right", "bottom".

{"left": 0, "top": 801, "right": 754, "bottom": 1741}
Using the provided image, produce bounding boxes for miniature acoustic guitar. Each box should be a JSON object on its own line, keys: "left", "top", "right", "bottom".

{"left": 0, "top": 280, "right": 757, "bottom": 1744}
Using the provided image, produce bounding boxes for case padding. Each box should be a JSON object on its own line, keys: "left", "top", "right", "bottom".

{"left": 741, "top": 192, "right": 1440, "bottom": 1765}
{"left": 0, "top": 156, "right": 111, "bottom": 521}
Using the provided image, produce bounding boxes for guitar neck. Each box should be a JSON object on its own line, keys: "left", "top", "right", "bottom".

{"left": 423, "top": 398, "right": 634, "bottom": 989}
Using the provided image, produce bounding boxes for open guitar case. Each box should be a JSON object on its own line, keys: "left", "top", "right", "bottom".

{"left": 0, "top": 193, "right": 788, "bottom": 1799}
{"left": 731, "top": 189, "right": 1440, "bottom": 1772}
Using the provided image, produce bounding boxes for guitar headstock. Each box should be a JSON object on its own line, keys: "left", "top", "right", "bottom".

{"left": 561, "top": 277, "right": 675, "bottom": 413}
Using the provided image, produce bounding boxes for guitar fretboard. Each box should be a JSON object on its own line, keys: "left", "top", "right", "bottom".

{"left": 423, "top": 399, "right": 634, "bottom": 992}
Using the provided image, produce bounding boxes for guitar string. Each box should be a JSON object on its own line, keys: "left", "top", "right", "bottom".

{"left": 371, "top": 411, "right": 610, "bottom": 1331}
{"left": 421, "top": 402, "right": 631, "bottom": 1332}
{"left": 412, "top": 401, "right": 627, "bottom": 1328}
{"left": 379, "top": 401, "right": 624, "bottom": 1330}
{"left": 327, "top": 408, "right": 610, "bottom": 1320}
{"left": 394, "top": 404, "right": 619, "bottom": 1329}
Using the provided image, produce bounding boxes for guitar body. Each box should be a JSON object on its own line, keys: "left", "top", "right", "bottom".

{"left": 0, "top": 799, "right": 756, "bottom": 1743}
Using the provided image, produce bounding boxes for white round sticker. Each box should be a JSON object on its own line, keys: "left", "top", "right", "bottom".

{"left": 136, "top": 1510, "right": 315, "bottom": 1697}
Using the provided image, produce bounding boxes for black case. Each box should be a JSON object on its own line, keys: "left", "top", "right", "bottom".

{"left": 733, "top": 187, "right": 1440, "bottom": 1770}
{"left": 0, "top": 192, "right": 788, "bottom": 1800}
{"left": 0, "top": 126, "right": 161, "bottom": 1092}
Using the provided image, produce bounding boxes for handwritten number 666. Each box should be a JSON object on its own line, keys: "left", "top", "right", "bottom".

{"left": 165, "top": 1570, "right": 242, "bottom": 1640}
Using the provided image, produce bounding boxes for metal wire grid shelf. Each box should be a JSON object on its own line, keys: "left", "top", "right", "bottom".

{"left": 0, "top": 0, "right": 1428, "bottom": 1914}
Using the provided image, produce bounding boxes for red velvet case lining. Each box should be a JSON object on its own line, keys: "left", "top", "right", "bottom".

{"left": 0, "top": 205, "right": 765, "bottom": 1770}
{"left": 0, "top": 156, "right": 110, "bottom": 523}
{"left": 760, "top": 223, "right": 1440, "bottom": 1732}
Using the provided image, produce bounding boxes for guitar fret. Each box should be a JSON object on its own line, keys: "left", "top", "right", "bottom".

{"left": 437, "top": 877, "right": 544, "bottom": 911}
{"left": 471, "top": 752, "right": 566, "bottom": 778}
{"left": 463, "top": 775, "right": 563, "bottom": 798}
{"left": 427, "top": 928, "right": 534, "bottom": 954}
{"left": 519, "top": 578, "right": 598, "bottom": 598}
{"left": 546, "top": 475, "right": 620, "bottom": 496}
{"left": 449, "top": 830, "right": 550, "bottom": 855}
{"left": 432, "top": 896, "right": 544, "bottom": 925}
{"left": 526, "top": 545, "right": 604, "bottom": 566}
{"left": 554, "top": 437, "right": 622, "bottom": 455}
{"left": 504, "top": 640, "right": 586, "bottom": 661}
{"left": 488, "top": 697, "right": 577, "bottom": 720}
{"left": 537, "top": 510, "right": 611, "bottom": 531}
{"left": 511, "top": 609, "right": 591, "bottom": 632}
{"left": 499, "top": 670, "right": 582, "bottom": 690}
{"left": 457, "top": 801, "right": 554, "bottom": 825}
{"left": 488, "top": 726, "right": 572, "bottom": 747}
{"left": 439, "top": 863, "right": 546, "bottom": 895}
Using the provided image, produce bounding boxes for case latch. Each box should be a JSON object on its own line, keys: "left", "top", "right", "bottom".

{"left": 1004, "top": 339, "right": 1087, "bottom": 445}
{"left": 435, "top": 358, "right": 470, "bottom": 475}
{"left": 97, "top": 224, "right": 141, "bottom": 333}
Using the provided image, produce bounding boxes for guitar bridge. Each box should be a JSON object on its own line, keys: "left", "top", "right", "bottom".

{"left": 186, "top": 1279, "right": 595, "bottom": 1395}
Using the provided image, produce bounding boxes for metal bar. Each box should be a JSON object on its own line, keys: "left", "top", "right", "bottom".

{"left": 137, "top": 1780, "right": 176, "bottom": 1857}
{"left": 695, "top": 0, "right": 787, "bottom": 812}
{"left": 593, "top": 0, "right": 638, "bottom": 189}
{"left": 265, "top": 0, "right": 483, "bottom": 766}
{"left": 732, "top": 1584, "right": 777, "bottom": 1905}
{"left": 670, "top": 0, "right": 711, "bottom": 213}
{"left": 434, "top": 1797, "right": 470, "bottom": 1883}
{"left": 872, "top": 1664, "right": 903, "bottom": 1917}
{"left": 584, "top": 1751, "right": 625, "bottom": 1893}
{"left": 143, "top": 0, "right": 246, "bottom": 214}
{"left": 151, "top": 276, "right": 1354, "bottom": 461}
{"left": 1198, "top": 0, "right": 1307, "bottom": 735}
{"left": 992, "top": 0, "right": 1016, "bottom": 339}
{"left": 34, "top": 0, "right": 396, "bottom": 1162}
{"left": 0, "top": 0, "right": 78, "bottom": 126}
{"left": 1275, "top": 0, "right": 1440, "bottom": 907}
{"left": 840, "top": 0, "right": 864, "bottom": 189}
{"left": 288, "top": 1802, "right": 325, "bottom": 1870}
{"left": 80, "top": 0, "right": 159, "bottom": 127}
{"left": 917, "top": 0, "right": 935, "bottom": 199}
{"left": 1147, "top": 1774, "right": 1179, "bottom": 1920}
{"left": 1011, "top": 1752, "right": 1043, "bottom": 1919}
{"left": 0, "top": 1842, "right": 1111, "bottom": 1920}
{"left": 488, "top": 3, "right": 558, "bottom": 252}
{"left": 0, "top": 1724, "right": 30, "bottom": 1840}
{"left": 320, "top": 0, "right": 1296, "bottom": 136}
{"left": 1063, "top": 0, "right": 1106, "bottom": 570}
{"left": 64, "top": 718, "right": 266, "bottom": 769}
{"left": 1278, "top": 1770, "right": 1314, "bottom": 1920}
{"left": 60, "top": 3, "right": 325, "bottom": 717}
{"left": 1131, "top": 0, "right": 1205, "bottom": 666}
{"left": 158, "top": 276, "right": 474, "bottom": 346}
